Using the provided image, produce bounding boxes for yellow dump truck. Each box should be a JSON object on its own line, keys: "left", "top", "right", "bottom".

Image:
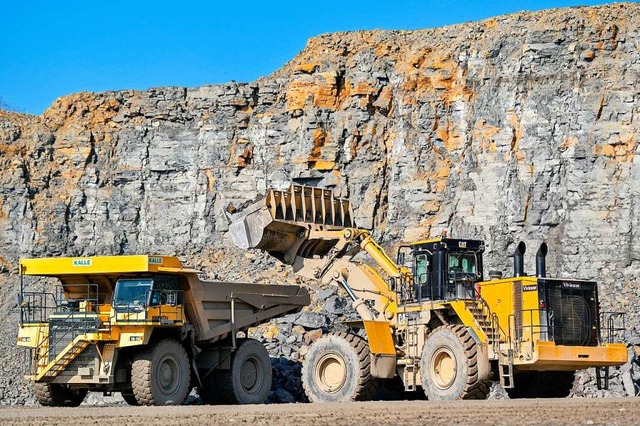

{"left": 230, "top": 185, "right": 628, "bottom": 401}
{"left": 16, "top": 255, "right": 309, "bottom": 406}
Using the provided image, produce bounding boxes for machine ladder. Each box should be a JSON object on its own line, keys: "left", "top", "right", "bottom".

{"left": 402, "top": 318, "right": 421, "bottom": 391}
{"left": 464, "top": 299, "right": 500, "bottom": 355}
{"left": 35, "top": 336, "right": 89, "bottom": 382}
{"left": 498, "top": 348, "right": 515, "bottom": 389}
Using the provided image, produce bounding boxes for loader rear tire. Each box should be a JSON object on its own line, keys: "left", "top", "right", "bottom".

{"left": 302, "top": 332, "right": 378, "bottom": 402}
{"left": 506, "top": 370, "right": 575, "bottom": 399}
{"left": 131, "top": 338, "right": 191, "bottom": 405}
{"left": 33, "top": 383, "right": 87, "bottom": 407}
{"left": 211, "top": 339, "right": 272, "bottom": 404}
{"left": 421, "top": 325, "right": 490, "bottom": 400}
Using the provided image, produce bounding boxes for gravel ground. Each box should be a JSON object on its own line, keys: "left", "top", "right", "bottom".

{"left": 0, "top": 398, "right": 639, "bottom": 425}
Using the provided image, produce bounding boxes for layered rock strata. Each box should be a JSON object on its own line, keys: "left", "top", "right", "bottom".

{"left": 1, "top": 3, "right": 639, "bottom": 403}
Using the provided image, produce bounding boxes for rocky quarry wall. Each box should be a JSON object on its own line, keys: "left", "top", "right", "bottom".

{"left": 0, "top": 3, "right": 639, "bottom": 404}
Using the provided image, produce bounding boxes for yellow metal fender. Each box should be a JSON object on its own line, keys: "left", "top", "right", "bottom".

{"left": 448, "top": 300, "right": 488, "bottom": 344}
{"left": 363, "top": 320, "right": 396, "bottom": 379}
{"left": 526, "top": 341, "right": 629, "bottom": 369}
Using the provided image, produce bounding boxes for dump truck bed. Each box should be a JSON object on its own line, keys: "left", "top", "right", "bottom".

{"left": 186, "top": 279, "right": 310, "bottom": 343}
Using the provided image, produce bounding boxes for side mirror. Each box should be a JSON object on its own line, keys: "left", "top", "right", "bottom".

{"left": 398, "top": 252, "right": 405, "bottom": 265}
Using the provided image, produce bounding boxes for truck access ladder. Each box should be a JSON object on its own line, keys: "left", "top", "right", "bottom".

{"left": 36, "top": 336, "right": 89, "bottom": 382}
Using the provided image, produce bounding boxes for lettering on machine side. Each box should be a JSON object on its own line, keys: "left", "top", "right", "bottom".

{"left": 562, "top": 282, "right": 581, "bottom": 289}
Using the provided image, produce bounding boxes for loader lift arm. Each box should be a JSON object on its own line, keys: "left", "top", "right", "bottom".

{"left": 230, "top": 186, "right": 406, "bottom": 323}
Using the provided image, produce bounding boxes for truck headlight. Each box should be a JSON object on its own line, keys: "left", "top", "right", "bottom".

{"left": 19, "top": 337, "right": 30, "bottom": 342}
{"left": 129, "top": 335, "right": 142, "bottom": 341}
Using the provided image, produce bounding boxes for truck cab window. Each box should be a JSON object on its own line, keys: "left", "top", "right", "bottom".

{"left": 149, "top": 277, "right": 179, "bottom": 306}
{"left": 113, "top": 279, "right": 152, "bottom": 308}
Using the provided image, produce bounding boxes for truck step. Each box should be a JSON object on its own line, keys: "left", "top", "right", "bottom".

{"left": 499, "top": 362, "right": 514, "bottom": 389}
{"left": 403, "top": 362, "right": 418, "bottom": 392}
{"left": 36, "top": 337, "right": 89, "bottom": 382}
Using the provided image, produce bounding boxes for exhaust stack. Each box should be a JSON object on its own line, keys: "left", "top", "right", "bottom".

{"left": 513, "top": 241, "right": 526, "bottom": 277}
{"left": 536, "top": 242, "right": 548, "bottom": 278}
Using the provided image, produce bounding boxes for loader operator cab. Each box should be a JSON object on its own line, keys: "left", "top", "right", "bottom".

{"left": 400, "top": 237, "right": 484, "bottom": 302}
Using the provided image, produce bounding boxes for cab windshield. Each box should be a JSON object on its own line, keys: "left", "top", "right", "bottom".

{"left": 448, "top": 252, "right": 477, "bottom": 275}
{"left": 113, "top": 279, "right": 152, "bottom": 307}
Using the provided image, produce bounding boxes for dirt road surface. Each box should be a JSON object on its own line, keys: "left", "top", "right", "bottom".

{"left": 1, "top": 398, "right": 639, "bottom": 425}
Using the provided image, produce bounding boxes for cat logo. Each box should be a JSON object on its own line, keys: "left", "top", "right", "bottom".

{"left": 459, "top": 241, "right": 467, "bottom": 248}
{"left": 72, "top": 259, "right": 92, "bottom": 267}
{"left": 149, "top": 257, "right": 163, "bottom": 265}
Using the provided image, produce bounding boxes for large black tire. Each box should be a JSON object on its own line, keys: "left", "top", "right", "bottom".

{"left": 302, "top": 331, "right": 378, "bottom": 402}
{"left": 33, "top": 383, "right": 87, "bottom": 407}
{"left": 209, "top": 339, "right": 272, "bottom": 405}
{"left": 121, "top": 389, "right": 139, "bottom": 406}
{"left": 420, "top": 325, "right": 489, "bottom": 400}
{"left": 506, "top": 371, "right": 575, "bottom": 399}
{"left": 131, "top": 338, "right": 191, "bottom": 405}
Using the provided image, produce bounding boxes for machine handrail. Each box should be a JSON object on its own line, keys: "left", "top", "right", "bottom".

{"left": 600, "top": 311, "right": 626, "bottom": 343}
{"left": 30, "top": 284, "right": 101, "bottom": 375}
{"left": 519, "top": 308, "right": 553, "bottom": 344}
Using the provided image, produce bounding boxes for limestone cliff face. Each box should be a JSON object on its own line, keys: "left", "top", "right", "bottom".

{"left": 0, "top": 3, "right": 639, "bottom": 402}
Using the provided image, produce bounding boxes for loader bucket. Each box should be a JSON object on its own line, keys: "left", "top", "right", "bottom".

{"left": 229, "top": 185, "right": 356, "bottom": 261}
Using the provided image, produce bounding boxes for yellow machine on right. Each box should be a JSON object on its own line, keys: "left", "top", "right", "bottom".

{"left": 231, "top": 185, "right": 628, "bottom": 401}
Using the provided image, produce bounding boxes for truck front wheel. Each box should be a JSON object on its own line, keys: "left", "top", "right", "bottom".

{"left": 33, "top": 383, "right": 87, "bottom": 407}
{"left": 131, "top": 338, "right": 191, "bottom": 405}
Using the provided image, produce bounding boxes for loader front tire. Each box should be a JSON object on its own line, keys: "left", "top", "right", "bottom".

{"left": 131, "top": 338, "right": 191, "bottom": 405}
{"left": 302, "top": 332, "right": 378, "bottom": 402}
{"left": 506, "top": 370, "right": 575, "bottom": 399}
{"left": 211, "top": 338, "right": 272, "bottom": 404}
{"left": 421, "top": 325, "right": 489, "bottom": 400}
{"left": 33, "top": 383, "right": 87, "bottom": 407}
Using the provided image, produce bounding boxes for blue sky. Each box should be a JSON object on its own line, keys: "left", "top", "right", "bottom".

{"left": 0, "top": 1, "right": 612, "bottom": 115}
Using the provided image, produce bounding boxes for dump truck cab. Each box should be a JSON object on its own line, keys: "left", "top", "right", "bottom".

{"left": 17, "top": 254, "right": 310, "bottom": 406}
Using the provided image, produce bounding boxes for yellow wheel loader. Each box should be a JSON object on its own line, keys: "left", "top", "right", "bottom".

{"left": 17, "top": 255, "right": 309, "bottom": 406}
{"left": 230, "top": 185, "right": 628, "bottom": 401}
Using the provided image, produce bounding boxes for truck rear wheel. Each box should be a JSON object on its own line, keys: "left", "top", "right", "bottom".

{"left": 33, "top": 383, "right": 87, "bottom": 407}
{"left": 506, "top": 371, "right": 575, "bottom": 398}
{"left": 131, "top": 338, "right": 191, "bottom": 405}
{"left": 421, "top": 325, "right": 489, "bottom": 400}
{"left": 213, "top": 338, "right": 272, "bottom": 404}
{"left": 302, "top": 332, "right": 378, "bottom": 402}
